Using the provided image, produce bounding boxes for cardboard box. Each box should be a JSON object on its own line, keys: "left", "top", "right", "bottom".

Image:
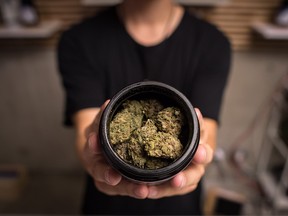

{"left": 0, "top": 165, "right": 28, "bottom": 201}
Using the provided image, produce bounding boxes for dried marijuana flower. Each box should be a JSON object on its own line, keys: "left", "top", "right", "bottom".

{"left": 109, "top": 99, "right": 185, "bottom": 169}
{"left": 140, "top": 99, "right": 164, "bottom": 120}
{"left": 144, "top": 131, "right": 182, "bottom": 159}
{"left": 156, "top": 107, "right": 184, "bottom": 137}
{"left": 109, "top": 100, "right": 143, "bottom": 145}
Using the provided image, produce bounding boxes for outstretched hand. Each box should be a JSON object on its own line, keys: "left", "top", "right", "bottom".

{"left": 82, "top": 102, "right": 214, "bottom": 199}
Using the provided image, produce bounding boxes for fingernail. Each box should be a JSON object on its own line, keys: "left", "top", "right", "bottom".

{"left": 148, "top": 187, "right": 158, "bottom": 198}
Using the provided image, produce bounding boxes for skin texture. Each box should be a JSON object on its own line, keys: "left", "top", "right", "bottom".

{"left": 73, "top": 101, "right": 216, "bottom": 199}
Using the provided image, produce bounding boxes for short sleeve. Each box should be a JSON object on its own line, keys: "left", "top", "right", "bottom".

{"left": 189, "top": 25, "right": 231, "bottom": 122}
{"left": 57, "top": 29, "right": 106, "bottom": 126}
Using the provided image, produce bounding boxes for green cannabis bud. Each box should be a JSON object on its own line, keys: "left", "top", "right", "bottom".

{"left": 140, "top": 99, "right": 164, "bottom": 120}
{"left": 109, "top": 100, "right": 143, "bottom": 145}
{"left": 109, "top": 99, "right": 185, "bottom": 169}
{"left": 156, "top": 107, "right": 184, "bottom": 137}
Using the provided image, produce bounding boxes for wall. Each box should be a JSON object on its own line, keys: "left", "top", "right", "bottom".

{"left": 0, "top": 48, "right": 80, "bottom": 171}
{"left": 218, "top": 51, "right": 288, "bottom": 164}
{"left": 1, "top": 0, "right": 288, "bottom": 171}
{"left": 1, "top": 48, "right": 287, "bottom": 171}
{"left": 1, "top": 0, "right": 288, "bottom": 50}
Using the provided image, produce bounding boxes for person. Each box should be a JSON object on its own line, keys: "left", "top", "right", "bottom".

{"left": 57, "top": 0, "right": 231, "bottom": 215}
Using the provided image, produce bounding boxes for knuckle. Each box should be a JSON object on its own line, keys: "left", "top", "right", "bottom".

{"left": 125, "top": 182, "right": 140, "bottom": 197}
{"left": 128, "top": 184, "right": 144, "bottom": 199}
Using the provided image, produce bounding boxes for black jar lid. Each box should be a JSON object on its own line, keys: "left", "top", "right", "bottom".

{"left": 99, "top": 81, "right": 200, "bottom": 183}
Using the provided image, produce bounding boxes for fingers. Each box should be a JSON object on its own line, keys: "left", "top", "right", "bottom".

{"left": 95, "top": 179, "right": 149, "bottom": 199}
{"left": 194, "top": 108, "right": 204, "bottom": 133}
{"left": 195, "top": 108, "right": 203, "bottom": 123}
{"left": 86, "top": 104, "right": 210, "bottom": 199}
{"left": 147, "top": 164, "right": 204, "bottom": 199}
{"left": 89, "top": 159, "right": 121, "bottom": 186}
{"left": 174, "top": 164, "right": 204, "bottom": 189}
{"left": 83, "top": 102, "right": 122, "bottom": 186}
{"left": 87, "top": 133, "right": 101, "bottom": 154}
{"left": 85, "top": 132, "right": 122, "bottom": 186}
{"left": 84, "top": 100, "right": 110, "bottom": 139}
{"left": 92, "top": 100, "right": 110, "bottom": 132}
{"left": 85, "top": 155, "right": 122, "bottom": 187}
{"left": 192, "top": 143, "right": 213, "bottom": 165}
{"left": 146, "top": 140, "right": 213, "bottom": 199}
{"left": 195, "top": 108, "right": 208, "bottom": 143}
{"left": 194, "top": 108, "right": 215, "bottom": 164}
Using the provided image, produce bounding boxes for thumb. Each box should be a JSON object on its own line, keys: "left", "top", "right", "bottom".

{"left": 92, "top": 100, "right": 110, "bottom": 128}
{"left": 88, "top": 100, "right": 110, "bottom": 154}
{"left": 193, "top": 143, "right": 213, "bottom": 165}
{"left": 87, "top": 132, "right": 102, "bottom": 154}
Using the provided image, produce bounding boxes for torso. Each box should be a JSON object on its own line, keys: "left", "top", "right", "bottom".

{"left": 59, "top": 6, "right": 231, "bottom": 213}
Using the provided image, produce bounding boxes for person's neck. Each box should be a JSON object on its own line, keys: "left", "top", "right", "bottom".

{"left": 119, "top": 0, "right": 174, "bottom": 25}
{"left": 118, "top": 0, "right": 183, "bottom": 46}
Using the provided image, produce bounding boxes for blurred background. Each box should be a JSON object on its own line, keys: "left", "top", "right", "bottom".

{"left": 0, "top": 0, "right": 288, "bottom": 215}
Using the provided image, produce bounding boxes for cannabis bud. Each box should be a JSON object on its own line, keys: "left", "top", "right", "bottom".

{"left": 109, "top": 99, "right": 185, "bottom": 169}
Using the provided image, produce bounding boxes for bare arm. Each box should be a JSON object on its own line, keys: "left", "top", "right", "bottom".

{"left": 73, "top": 107, "right": 100, "bottom": 166}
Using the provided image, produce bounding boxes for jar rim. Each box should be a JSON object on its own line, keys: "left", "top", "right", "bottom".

{"left": 99, "top": 81, "right": 200, "bottom": 183}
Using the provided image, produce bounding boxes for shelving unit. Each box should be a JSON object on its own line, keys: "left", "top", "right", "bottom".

{"left": 81, "top": 0, "right": 229, "bottom": 6}
{"left": 0, "top": 20, "right": 62, "bottom": 39}
{"left": 257, "top": 90, "right": 288, "bottom": 213}
{"left": 252, "top": 22, "right": 288, "bottom": 40}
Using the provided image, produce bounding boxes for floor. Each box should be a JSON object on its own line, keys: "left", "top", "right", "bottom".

{"left": 1, "top": 161, "right": 287, "bottom": 216}
{"left": 0, "top": 171, "right": 85, "bottom": 215}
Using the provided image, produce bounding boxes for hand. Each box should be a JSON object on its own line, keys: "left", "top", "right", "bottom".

{"left": 82, "top": 100, "right": 150, "bottom": 199}
{"left": 146, "top": 108, "right": 214, "bottom": 199}
{"left": 83, "top": 102, "right": 214, "bottom": 199}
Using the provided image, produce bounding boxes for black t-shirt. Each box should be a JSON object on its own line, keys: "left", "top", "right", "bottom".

{"left": 58, "top": 6, "right": 231, "bottom": 215}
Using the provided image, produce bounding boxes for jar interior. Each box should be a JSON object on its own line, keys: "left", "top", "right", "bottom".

{"left": 106, "top": 86, "right": 195, "bottom": 168}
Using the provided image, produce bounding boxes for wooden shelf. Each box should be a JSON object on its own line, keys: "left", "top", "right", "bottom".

{"left": 81, "top": 0, "right": 229, "bottom": 6}
{"left": 0, "top": 20, "right": 62, "bottom": 39}
{"left": 252, "top": 22, "right": 288, "bottom": 40}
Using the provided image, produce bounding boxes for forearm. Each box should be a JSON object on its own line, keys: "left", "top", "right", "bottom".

{"left": 73, "top": 108, "right": 101, "bottom": 166}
